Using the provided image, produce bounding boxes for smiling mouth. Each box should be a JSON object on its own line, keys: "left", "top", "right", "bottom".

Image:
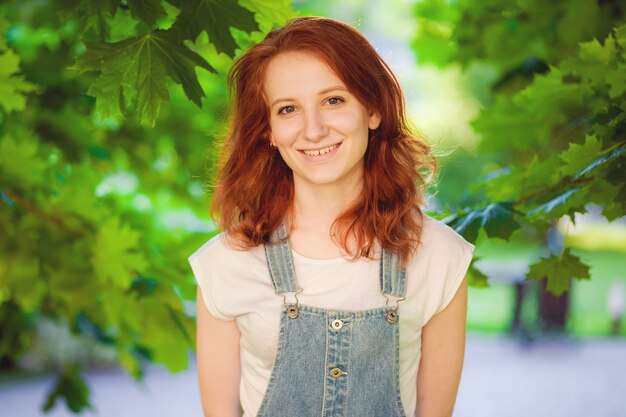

{"left": 300, "top": 142, "right": 341, "bottom": 156}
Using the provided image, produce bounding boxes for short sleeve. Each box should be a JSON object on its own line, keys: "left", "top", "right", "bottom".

{"left": 417, "top": 215, "right": 475, "bottom": 316}
{"left": 188, "top": 234, "right": 233, "bottom": 321}
{"left": 436, "top": 231, "right": 474, "bottom": 315}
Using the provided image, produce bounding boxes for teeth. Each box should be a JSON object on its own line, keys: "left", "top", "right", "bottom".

{"left": 303, "top": 144, "right": 338, "bottom": 156}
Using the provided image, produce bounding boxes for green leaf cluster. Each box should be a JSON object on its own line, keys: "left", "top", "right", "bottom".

{"left": 413, "top": 0, "right": 619, "bottom": 73}
{"left": 0, "top": 0, "right": 295, "bottom": 414}
{"left": 0, "top": 17, "right": 37, "bottom": 112}
{"left": 478, "top": 26, "right": 626, "bottom": 222}
{"left": 414, "top": 0, "right": 626, "bottom": 294}
{"left": 527, "top": 249, "right": 590, "bottom": 296}
{"left": 43, "top": 366, "right": 92, "bottom": 413}
{"left": 68, "top": 0, "right": 265, "bottom": 126}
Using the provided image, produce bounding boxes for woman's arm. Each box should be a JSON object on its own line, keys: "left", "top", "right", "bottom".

{"left": 416, "top": 276, "right": 468, "bottom": 417}
{"left": 196, "top": 287, "right": 242, "bottom": 417}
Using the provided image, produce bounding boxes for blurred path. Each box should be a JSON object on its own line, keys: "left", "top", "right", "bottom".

{"left": 457, "top": 334, "right": 626, "bottom": 417}
{"left": 1, "top": 334, "right": 625, "bottom": 417}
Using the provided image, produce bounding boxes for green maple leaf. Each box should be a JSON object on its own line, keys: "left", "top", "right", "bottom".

{"left": 1, "top": 252, "right": 45, "bottom": 311}
{"left": 573, "top": 144, "right": 625, "bottom": 179}
{"left": 169, "top": 0, "right": 259, "bottom": 56}
{"left": 449, "top": 202, "right": 520, "bottom": 243}
{"left": 517, "top": 68, "right": 589, "bottom": 123}
{"left": 0, "top": 49, "right": 38, "bottom": 113}
{"left": 92, "top": 218, "right": 148, "bottom": 288}
{"left": 50, "top": 163, "right": 106, "bottom": 224}
{"left": 104, "top": 9, "right": 140, "bottom": 42}
{"left": 485, "top": 154, "right": 563, "bottom": 202}
{"left": 605, "top": 62, "right": 626, "bottom": 99}
{"left": 43, "top": 367, "right": 92, "bottom": 413}
{"left": 523, "top": 154, "right": 563, "bottom": 190}
{"left": 527, "top": 249, "right": 590, "bottom": 296}
{"left": 467, "top": 262, "right": 489, "bottom": 288}
{"left": 560, "top": 36, "right": 617, "bottom": 84}
{"left": 0, "top": 135, "right": 46, "bottom": 189}
{"left": 137, "top": 299, "right": 191, "bottom": 372}
{"left": 73, "top": 30, "right": 215, "bottom": 124}
{"left": 588, "top": 178, "right": 625, "bottom": 221}
{"left": 127, "top": 0, "right": 166, "bottom": 27}
{"left": 240, "top": 0, "right": 294, "bottom": 31}
{"left": 578, "top": 37, "right": 616, "bottom": 66}
{"left": 559, "top": 135, "right": 603, "bottom": 177}
{"left": 527, "top": 187, "right": 588, "bottom": 219}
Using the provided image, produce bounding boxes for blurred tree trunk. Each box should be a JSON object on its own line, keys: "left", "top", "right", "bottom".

{"left": 538, "top": 278, "right": 569, "bottom": 332}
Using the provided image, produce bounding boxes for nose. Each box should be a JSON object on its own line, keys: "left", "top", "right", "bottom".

{"left": 302, "top": 108, "right": 328, "bottom": 142}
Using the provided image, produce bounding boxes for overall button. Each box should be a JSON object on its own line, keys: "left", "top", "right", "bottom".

{"left": 330, "top": 367, "right": 343, "bottom": 378}
{"left": 286, "top": 305, "right": 299, "bottom": 319}
{"left": 331, "top": 319, "right": 344, "bottom": 330}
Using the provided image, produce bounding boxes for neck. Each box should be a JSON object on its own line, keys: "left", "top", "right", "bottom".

{"left": 287, "top": 166, "right": 365, "bottom": 259}
{"left": 288, "top": 176, "right": 363, "bottom": 259}
{"left": 292, "top": 176, "right": 363, "bottom": 230}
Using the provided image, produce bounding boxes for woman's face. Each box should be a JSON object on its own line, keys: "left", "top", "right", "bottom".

{"left": 264, "top": 52, "right": 381, "bottom": 191}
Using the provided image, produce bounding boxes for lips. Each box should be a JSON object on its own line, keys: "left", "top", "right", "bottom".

{"left": 299, "top": 142, "right": 342, "bottom": 156}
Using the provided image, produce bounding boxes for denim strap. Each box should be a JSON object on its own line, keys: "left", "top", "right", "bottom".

{"left": 264, "top": 224, "right": 299, "bottom": 294}
{"left": 380, "top": 249, "right": 407, "bottom": 298}
{"left": 265, "top": 225, "right": 407, "bottom": 297}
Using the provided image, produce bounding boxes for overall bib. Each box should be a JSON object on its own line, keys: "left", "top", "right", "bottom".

{"left": 258, "top": 229, "right": 408, "bottom": 417}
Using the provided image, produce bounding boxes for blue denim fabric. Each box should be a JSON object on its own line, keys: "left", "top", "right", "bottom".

{"left": 259, "top": 233, "right": 407, "bottom": 417}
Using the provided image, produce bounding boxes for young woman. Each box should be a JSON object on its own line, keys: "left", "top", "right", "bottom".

{"left": 189, "top": 16, "right": 474, "bottom": 417}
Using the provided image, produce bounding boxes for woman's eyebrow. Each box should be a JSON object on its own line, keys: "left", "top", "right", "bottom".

{"left": 270, "top": 97, "right": 295, "bottom": 108}
{"left": 270, "top": 86, "right": 349, "bottom": 108}
{"left": 318, "top": 85, "right": 348, "bottom": 95}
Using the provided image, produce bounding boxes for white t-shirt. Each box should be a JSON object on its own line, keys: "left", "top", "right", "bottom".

{"left": 189, "top": 214, "right": 474, "bottom": 417}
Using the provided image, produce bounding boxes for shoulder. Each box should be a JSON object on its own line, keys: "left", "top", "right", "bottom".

{"left": 418, "top": 213, "right": 474, "bottom": 255}
{"left": 188, "top": 232, "right": 265, "bottom": 269}
{"left": 188, "top": 232, "right": 268, "bottom": 320}
{"left": 188, "top": 232, "right": 231, "bottom": 262}
{"left": 188, "top": 232, "right": 267, "bottom": 292}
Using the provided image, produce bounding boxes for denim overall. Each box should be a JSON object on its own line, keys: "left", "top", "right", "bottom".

{"left": 258, "top": 228, "right": 408, "bottom": 417}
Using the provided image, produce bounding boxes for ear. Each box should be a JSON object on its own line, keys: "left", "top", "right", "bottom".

{"left": 267, "top": 131, "right": 279, "bottom": 148}
{"left": 368, "top": 111, "right": 381, "bottom": 130}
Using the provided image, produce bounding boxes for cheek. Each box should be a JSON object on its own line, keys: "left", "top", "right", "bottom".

{"left": 269, "top": 120, "right": 299, "bottom": 146}
{"left": 333, "top": 108, "right": 371, "bottom": 134}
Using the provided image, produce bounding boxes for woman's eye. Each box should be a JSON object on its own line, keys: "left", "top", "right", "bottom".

{"left": 327, "top": 97, "right": 343, "bottom": 105}
{"left": 278, "top": 105, "right": 296, "bottom": 114}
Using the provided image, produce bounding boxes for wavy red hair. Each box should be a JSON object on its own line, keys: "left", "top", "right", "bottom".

{"left": 212, "top": 16, "right": 437, "bottom": 264}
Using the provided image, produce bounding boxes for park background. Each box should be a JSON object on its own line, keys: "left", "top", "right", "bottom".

{"left": 0, "top": 0, "right": 625, "bottom": 416}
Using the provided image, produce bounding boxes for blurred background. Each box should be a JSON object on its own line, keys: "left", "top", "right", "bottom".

{"left": 0, "top": 0, "right": 624, "bottom": 416}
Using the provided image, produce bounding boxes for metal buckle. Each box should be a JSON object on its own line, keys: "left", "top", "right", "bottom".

{"left": 283, "top": 288, "right": 303, "bottom": 319}
{"left": 382, "top": 292, "right": 405, "bottom": 324}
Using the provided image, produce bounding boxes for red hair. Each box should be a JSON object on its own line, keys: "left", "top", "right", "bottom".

{"left": 212, "top": 16, "right": 437, "bottom": 264}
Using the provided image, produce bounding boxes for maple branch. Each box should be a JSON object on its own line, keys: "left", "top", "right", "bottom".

{"left": 2, "top": 189, "right": 86, "bottom": 237}
{"left": 515, "top": 176, "right": 594, "bottom": 206}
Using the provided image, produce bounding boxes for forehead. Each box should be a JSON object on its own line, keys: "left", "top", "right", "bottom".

{"left": 264, "top": 52, "right": 345, "bottom": 100}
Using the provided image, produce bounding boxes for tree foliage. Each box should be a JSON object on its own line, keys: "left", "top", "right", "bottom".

{"left": 3, "top": 0, "right": 624, "bottom": 412}
{"left": 414, "top": 0, "right": 626, "bottom": 291}
{"left": 0, "top": 0, "right": 294, "bottom": 413}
